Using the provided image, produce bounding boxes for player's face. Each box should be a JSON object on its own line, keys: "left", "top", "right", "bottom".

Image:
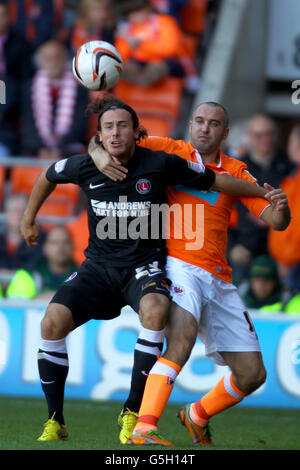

{"left": 98, "top": 109, "right": 139, "bottom": 161}
{"left": 189, "top": 104, "right": 229, "bottom": 155}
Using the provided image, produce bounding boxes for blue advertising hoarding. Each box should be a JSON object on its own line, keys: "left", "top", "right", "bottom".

{"left": 0, "top": 301, "right": 300, "bottom": 407}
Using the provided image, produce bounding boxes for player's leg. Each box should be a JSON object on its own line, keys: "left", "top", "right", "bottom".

{"left": 179, "top": 351, "right": 266, "bottom": 444}
{"left": 129, "top": 302, "right": 197, "bottom": 441}
{"left": 178, "top": 277, "right": 265, "bottom": 444}
{"left": 37, "top": 259, "right": 122, "bottom": 441}
{"left": 119, "top": 261, "right": 171, "bottom": 444}
{"left": 37, "top": 302, "right": 74, "bottom": 441}
{"left": 126, "top": 257, "right": 201, "bottom": 446}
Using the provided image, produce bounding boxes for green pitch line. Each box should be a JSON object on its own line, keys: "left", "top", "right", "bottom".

{"left": 0, "top": 396, "right": 299, "bottom": 450}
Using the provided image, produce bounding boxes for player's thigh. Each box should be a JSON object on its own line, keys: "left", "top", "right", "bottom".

{"left": 123, "top": 259, "right": 171, "bottom": 328}
{"left": 164, "top": 301, "right": 199, "bottom": 367}
{"left": 166, "top": 256, "right": 203, "bottom": 325}
{"left": 41, "top": 303, "right": 75, "bottom": 340}
{"left": 50, "top": 260, "right": 123, "bottom": 328}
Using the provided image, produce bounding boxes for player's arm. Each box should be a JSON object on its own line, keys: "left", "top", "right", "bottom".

{"left": 212, "top": 172, "right": 269, "bottom": 198}
{"left": 166, "top": 155, "right": 271, "bottom": 198}
{"left": 259, "top": 183, "right": 291, "bottom": 230}
{"left": 21, "top": 168, "right": 56, "bottom": 246}
{"left": 21, "top": 156, "right": 80, "bottom": 247}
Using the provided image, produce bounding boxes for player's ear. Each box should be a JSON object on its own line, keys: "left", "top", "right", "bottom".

{"left": 222, "top": 127, "right": 229, "bottom": 141}
{"left": 97, "top": 130, "right": 103, "bottom": 143}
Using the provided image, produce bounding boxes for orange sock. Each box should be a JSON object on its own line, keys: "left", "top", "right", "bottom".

{"left": 134, "top": 357, "right": 181, "bottom": 433}
{"left": 191, "top": 372, "right": 247, "bottom": 427}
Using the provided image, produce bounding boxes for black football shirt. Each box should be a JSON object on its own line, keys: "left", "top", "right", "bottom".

{"left": 46, "top": 146, "right": 215, "bottom": 267}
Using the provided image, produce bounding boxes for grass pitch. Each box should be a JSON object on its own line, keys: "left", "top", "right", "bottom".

{"left": 0, "top": 395, "right": 299, "bottom": 451}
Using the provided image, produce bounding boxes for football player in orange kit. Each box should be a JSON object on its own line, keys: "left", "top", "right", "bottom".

{"left": 89, "top": 101, "right": 290, "bottom": 446}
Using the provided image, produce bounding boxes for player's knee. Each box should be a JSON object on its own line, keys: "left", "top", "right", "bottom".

{"left": 139, "top": 294, "right": 170, "bottom": 330}
{"left": 235, "top": 364, "right": 267, "bottom": 394}
{"left": 41, "top": 303, "right": 73, "bottom": 340}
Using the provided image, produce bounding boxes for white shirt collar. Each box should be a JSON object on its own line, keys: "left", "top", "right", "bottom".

{"left": 195, "top": 149, "right": 222, "bottom": 168}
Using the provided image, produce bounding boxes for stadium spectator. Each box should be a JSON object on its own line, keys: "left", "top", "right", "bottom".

{"left": 115, "top": 0, "right": 185, "bottom": 87}
{"left": 6, "top": 226, "right": 78, "bottom": 300}
{"left": 8, "top": 0, "right": 64, "bottom": 52}
{"left": 0, "top": 0, "right": 32, "bottom": 155}
{"left": 0, "top": 193, "right": 46, "bottom": 283}
{"left": 60, "top": 0, "right": 116, "bottom": 55}
{"left": 228, "top": 114, "right": 293, "bottom": 284}
{"left": 21, "top": 40, "right": 89, "bottom": 158}
{"left": 239, "top": 254, "right": 283, "bottom": 309}
{"left": 148, "top": 0, "right": 188, "bottom": 23}
{"left": 268, "top": 123, "right": 300, "bottom": 285}
{"left": 224, "top": 119, "right": 250, "bottom": 160}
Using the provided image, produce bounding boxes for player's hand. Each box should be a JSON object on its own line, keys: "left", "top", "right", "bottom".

{"left": 20, "top": 219, "right": 40, "bottom": 247}
{"left": 90, "top": 147, "right": 128, "bottom": 181}
{"left": 263, "top": 183, "right": 288, "bottom": 211}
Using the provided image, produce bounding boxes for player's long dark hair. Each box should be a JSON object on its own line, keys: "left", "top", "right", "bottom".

{"left": 86, "top": 93, "right": 148, "bottom": 144}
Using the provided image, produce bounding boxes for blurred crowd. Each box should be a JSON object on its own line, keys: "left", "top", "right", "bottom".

{"left": 0, "top": 0, "right": 299, "bottom": 314}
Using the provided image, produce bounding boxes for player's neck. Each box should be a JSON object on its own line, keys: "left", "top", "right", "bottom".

{"left": 199, "top": 150, "right": 220, "bottom": 165}
{"left": 115, "top": 146, "right": 136, "bottom": 165}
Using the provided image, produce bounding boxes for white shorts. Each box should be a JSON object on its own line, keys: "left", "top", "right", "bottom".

{"left": 166, "top": 256, "right": 261, "bottom": 366}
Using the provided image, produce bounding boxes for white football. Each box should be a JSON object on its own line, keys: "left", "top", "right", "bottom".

{"left": 72, "top": 40, "right": 123, "bottom": 91}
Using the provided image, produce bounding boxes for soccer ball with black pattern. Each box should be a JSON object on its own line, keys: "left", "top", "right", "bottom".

{"left": 72, "top": 40, "right": 123, "bottom": 91}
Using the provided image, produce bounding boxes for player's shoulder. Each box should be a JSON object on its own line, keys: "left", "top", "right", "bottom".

{"left": 139, "top": 136, "right": 190, "bottom": 158}
{"left": 220, "top": 151, "right": 248, "bottom": 175}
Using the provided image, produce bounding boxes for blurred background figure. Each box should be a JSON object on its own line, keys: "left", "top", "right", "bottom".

{"left": 61, "top": 0, "right": 116, "bottom": 55}
{"left": 6, "top": 226, "right": 78, "bottom": 300}
{"left": 224, "top": 118, "right": 250, "bottom": 160}
{"left": 8, "top": 0, "right": 64, "bottom": 52}
{"left": 0, "top": 193, "right": 46, "bottom": 289}
{"left": 0, "top": 0, "right": 32, "bottom": 156}
{"left": 239, "top": 254, "right": 283, "bottom": 309}
{"left": 228, "top": 113, "right": 293, "bottom": 284}
{"left": 148, "top": 0, "right": 188, "bottom": 23}
{"left": 21, "top": 40, "right": 89, "bottom": 158}
{"left": 115, "top": 0, "right": 185, "bottom": 87}
{"left": 268, "top": 123, "right": 300, "bottom": 287}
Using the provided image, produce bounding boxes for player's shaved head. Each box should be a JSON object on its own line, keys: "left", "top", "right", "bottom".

{"left": 193, "top": 102, "right": 229, "bottom": 129}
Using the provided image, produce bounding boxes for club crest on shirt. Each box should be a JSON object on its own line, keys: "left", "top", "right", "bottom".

{"left": 136, "top": 178, "right": 151, "bottom": 194}
{"left": 171, "top": 284, "right": 185, "bottom": 296}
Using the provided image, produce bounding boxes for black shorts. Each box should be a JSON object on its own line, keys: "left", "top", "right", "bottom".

{"left": 50, "top": 258, "right": 171, "bottom": 328}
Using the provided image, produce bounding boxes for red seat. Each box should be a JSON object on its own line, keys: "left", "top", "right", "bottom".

{"left": 114, "top": 78, "right": 183, "bottom": 136}
{"left": 10, "top": 166, "right": 79, "bottom": 217}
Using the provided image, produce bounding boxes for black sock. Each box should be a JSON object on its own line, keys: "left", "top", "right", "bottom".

{"left": 123, "top": 328, "right": 164, "bottom": 413}
{"left": 38, "top": 349, "right": 69, "bottom": 425}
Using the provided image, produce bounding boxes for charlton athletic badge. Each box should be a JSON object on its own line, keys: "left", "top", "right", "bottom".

{"left": 136, "top": 178, "right": 151, "bottom": 194}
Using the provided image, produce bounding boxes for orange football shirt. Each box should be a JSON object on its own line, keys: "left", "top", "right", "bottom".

{"left": 139, "top": 137, "right": 270, "bottom": 283}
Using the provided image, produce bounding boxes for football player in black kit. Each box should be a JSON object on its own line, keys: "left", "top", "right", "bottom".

{"left": 21, "top": 95, "right": 270, "bottom": 443}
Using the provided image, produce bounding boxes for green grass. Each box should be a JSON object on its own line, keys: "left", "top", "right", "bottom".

{"left": 0, "top": 395, "right": 299, "bottom": 451}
